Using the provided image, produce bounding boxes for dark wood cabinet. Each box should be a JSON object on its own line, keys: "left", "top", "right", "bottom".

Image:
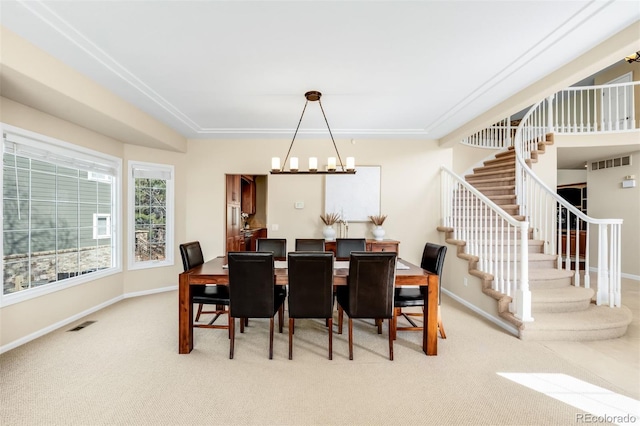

{"left": 324, "top": 239, "right": 400, "bottom": 256}
{"left": 226, "top": 235, "right": 244, "bottom": 253}
{"left": 241, "top": 175, "right": 256, "bottom": 214}
{"left": 560, "top": 231, "right": 586, "bottom": 256}
{"left": 226, "top": 174, "right": 241, "bottom": 204}
{"left": 366, "top": 240, "right": 399, "bottom": 253}
{"left": 243, "top": 228, "right": 267, "bottom": 252}
{"left": 226, "top": 175, "right": 242, "bottom": 255}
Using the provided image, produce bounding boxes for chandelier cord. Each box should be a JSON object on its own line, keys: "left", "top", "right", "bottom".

{"left": 318, "top": 99, "right": 345, "bottom": 170}
{"left": 281, "top": 100, "right": 309, "bottom": 171}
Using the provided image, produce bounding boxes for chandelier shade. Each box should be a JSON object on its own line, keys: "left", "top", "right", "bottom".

{"left": 270, "top": 91, "right": 355, "bottom": 175}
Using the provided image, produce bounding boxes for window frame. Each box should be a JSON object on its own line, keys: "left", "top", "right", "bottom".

{"left": 1, "top": 123, "right": 122, "bottom": 307}
{"left": 127, "top": 160, "right": 174, "bottom": 270}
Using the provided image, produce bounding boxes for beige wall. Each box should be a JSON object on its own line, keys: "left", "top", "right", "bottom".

{"left": 558, "top": 169, "right": 587, "bottom": 186}
{"left": 451, "top": 143, "right": 500, "bottom": 175}
{"left": 587, "top": 149, "right": 640, "bottom": 277}
{"left": 185, "top": 138, "right": 452, "bottom": 266}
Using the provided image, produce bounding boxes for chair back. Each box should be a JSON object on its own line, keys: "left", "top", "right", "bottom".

{"left": 288, "top": 252, "right": 334, "bottom": 318}
{"left": 295, "top": 238, "right": 326, "bottom": 252}
{"left": 227, "top": 252, "right": 276, "bottom": 318}
{"left": 256, "top": 238, "right": 287, "bottom": 260}
{"left": 336, "top": 238, "right": 366, "bottom": 260}
{"left": 179, "top": 241, "right": 204, "bottom": 271}
{"left": 420, "top": 243, "right": 447, "bottom": 302}
{"left": 347, "top": 252, "right": 396, "bottom": 318}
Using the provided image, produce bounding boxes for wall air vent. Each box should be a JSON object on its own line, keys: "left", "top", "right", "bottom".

{"left": 591, "top": 155, "right": 632, "bottom": 171}
{"left": 67, "top": 321, "right": 96, "bottom": 332}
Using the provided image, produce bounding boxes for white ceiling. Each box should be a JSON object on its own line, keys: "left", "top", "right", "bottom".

{"left": 1, "top": 1, "right": 639, "bottom": 168}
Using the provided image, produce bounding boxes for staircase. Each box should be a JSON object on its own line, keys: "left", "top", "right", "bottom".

{"left": 442, "top": 135, "right": 632, "bottom": 341}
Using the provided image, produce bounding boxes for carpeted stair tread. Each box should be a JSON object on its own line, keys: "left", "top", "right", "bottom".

{"left": 529, "top": 268, "right": 574, "bottom": 281}
{"left": 531, "top": 286, "right": 594, "bottom": 312}
{"left": 519, "top": 305, "right": 632, "bottom": 341}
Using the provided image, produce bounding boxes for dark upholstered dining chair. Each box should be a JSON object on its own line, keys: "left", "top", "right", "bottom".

{"left": 294, "top": 238, "right": 326, "bottom": 252}
{"left": 255, "top": 238, "right": 287, "bottom": 305}
{"left": 227, "top": 252, "right": 286, "bottom": 359}
{"left": 336, "top": 252, "right": 397, "bottom": 360}
{"left": 287, "top": 252, "right": 334, "bottom": 360}
{"left": 256, "top": 238, "right": 287, "bottom": 260}
{"left": 393, "top": 242, "right": 447, "bottom": 339}
{"left": 179, "top": 241, "right": 230, "bottom": 335}
{"left": 335, "top": 238, "right": 366, "bottom": 260}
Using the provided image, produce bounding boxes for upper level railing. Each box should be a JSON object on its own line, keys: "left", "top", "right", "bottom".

{"left": 551, "top": 80, "right": 638, "bottom": 133}
{"left": 458, "top": 81, "right": 635, "bottom": 309}
{"left": 462, "top": 80, "right": 640, "bottom": 148}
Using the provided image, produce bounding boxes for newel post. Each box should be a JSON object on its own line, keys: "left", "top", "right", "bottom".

{"left": 596, "top": 224, "right": 610, "bottom": 306}
{"left": 515, "top": 222, "right": 534, "bottom": 322}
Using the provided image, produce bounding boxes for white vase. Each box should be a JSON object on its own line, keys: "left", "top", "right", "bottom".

{"left": 372, "top": 226, "right": 385, "bottom": 241}
{"left": 323, "top": 225, "right": 336, "bottom": 241}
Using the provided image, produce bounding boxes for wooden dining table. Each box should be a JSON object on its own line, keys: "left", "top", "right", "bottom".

{"left": 178, "top": 256, "right": 439, "bottom": 356}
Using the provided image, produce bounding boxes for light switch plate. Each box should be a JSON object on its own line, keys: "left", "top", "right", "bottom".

{"left": 294, "top": 201, "right": 304, "bottom": 209}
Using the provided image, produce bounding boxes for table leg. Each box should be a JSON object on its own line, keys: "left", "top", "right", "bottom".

{"left": 424, "top": 274, "right": 438, "bottom": 355}
{"left": 178, "top": 272, "right": 193, "bottom": 354}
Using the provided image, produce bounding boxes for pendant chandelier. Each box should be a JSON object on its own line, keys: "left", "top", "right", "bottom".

{"left": 270, "top": 91, "right": 355, "bottom": 174}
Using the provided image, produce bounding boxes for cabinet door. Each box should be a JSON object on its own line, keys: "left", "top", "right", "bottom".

{"left": 226, "top": 235, "right": 245, "bottom": 254}
{"left": 241, "top": 177, "right": 256, "bottom": 214}
{"left": 226, "top": 175, "right": 241, "bottom": 204}
{"left": 226, "top": 204, "right": 241, "bottom": 236}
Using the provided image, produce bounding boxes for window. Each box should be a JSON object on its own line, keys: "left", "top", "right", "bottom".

{"left": 2, "top": 124, "right": 121, "bottom": 304}
{"left": 93, "top": 214, "right": 111, "bottom": 239}
{"left": 128, "top": 161, "right": 174, "bottom": 269}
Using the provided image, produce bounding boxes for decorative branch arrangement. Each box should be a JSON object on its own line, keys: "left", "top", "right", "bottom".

{"left": 368, "top": 214, "right": 387, "bottom": 226}
{"left": 320, "top": 212, "right": 341, "bottom": 226}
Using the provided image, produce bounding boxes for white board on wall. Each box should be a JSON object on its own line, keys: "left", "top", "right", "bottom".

{"left": 325, "top": 166, "right": 381, "bottom": 222}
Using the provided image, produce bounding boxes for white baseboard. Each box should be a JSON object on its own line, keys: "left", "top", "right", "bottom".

{"left": 587, "top": 268, "right": 640, "bottom": 282}
{"left": 441, "top": 288, "right": 520, "bottom": 336}
{"left": 1, "top": 286, "right": 178, "bottom": 354}
{"left": 123, "top": 285, "right": 177, "bottom": 299}
{"left": 0, "top": 295, "right": 123, "bottom": 354}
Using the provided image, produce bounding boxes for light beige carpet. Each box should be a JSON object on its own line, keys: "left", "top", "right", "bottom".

{"left": 1, "top": 290, "right": 637, "bottom": 425}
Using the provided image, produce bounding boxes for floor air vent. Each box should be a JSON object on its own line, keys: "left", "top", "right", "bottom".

{"left": 67, "top": 321, "right": 96, "bottom": 332}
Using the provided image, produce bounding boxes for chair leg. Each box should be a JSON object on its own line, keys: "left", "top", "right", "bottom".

{"left": 288, "top": 318, "right": 294, "bottom": 360}
{"left": 278, "top": 305, "right": 284, "bottom": 333}
{"left": 269, "top": 317, "right": 274, "bottom": 360}
{"left": 392, "top": 307, "right": 400, "bottom": 340}
{"left": 195, "top": 303, "right": 204, "bottom": 321}
{"left": 348, "top": 318, "right": 354, "bottom": 361}
{"left": 229, "top": 317, "right": 235, "bottom": 359}
{"left": 227, "top": 311, "right": 231, "bottom": 339}
{"left": 240, "top": 317, "right": 245, "bottom": 333}
{"left": 328, "top": 318, "right": 333, "bottom": 360}
{"left": 438, "top": 305, "right": 447, "bottom": 339}
{"left": 338, "top": 305, "right": 344, "bottom": 334}
{"left": 376, "top": 318, "right": 382, "bottom": 334}
{"left": 388, "top": 318, "right": 394, "bottom": 361}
